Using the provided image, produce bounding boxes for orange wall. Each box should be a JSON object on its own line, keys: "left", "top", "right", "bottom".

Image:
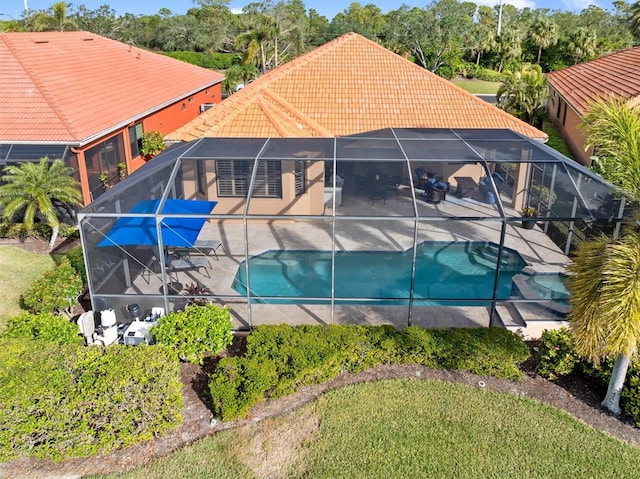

{"left": 547, "top": 87, "right": 592, "bottom": 166}
{"left": 78, "top": 82, "right": 223, "bottom": 205}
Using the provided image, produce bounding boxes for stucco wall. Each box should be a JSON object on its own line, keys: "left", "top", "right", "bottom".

{"left": 547, "top": 87, "right": 592, "bottom": 166}
{"left": 183, "top": 159, "right": 326, "bottom": 216}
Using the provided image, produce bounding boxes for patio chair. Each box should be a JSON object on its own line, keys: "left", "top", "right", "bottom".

{"left": 368, "top": 182, "right": 386, "bottom": 204}
{"left": 424, "top": 181, "right": 447, "bottom": 204}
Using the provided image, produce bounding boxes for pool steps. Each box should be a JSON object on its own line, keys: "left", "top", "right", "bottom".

{"left": 495, "top": 300, "right": 569, "bottom": 340}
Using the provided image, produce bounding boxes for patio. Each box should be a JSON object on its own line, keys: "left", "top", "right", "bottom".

{"left": 78, "top": 128, "right": 629, "bottom": 338}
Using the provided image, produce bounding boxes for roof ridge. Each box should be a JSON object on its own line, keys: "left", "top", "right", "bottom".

{"left": 2, "top": 34, "right": 78, "bottom": 140}
{"left": 164, "top": 32, "right": 546, "bottom": 141}
{"left": 257, "top": 97, "right": 306, "bottom": 136}
{"left": 260, "top": 87, "right": 334, "bottom": 136}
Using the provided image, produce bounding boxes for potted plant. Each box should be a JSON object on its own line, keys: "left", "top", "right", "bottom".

{"left": 98, "top": 171, "right": 110, "bottom": 190}
{"left": 521, "top": 206, "right": 537, "bottom": 229}
{"left": 117, "top": 162, "right": 127, "bottom": 181}
{"left": 140, "top": 130, "right": 166, "bottom": 161}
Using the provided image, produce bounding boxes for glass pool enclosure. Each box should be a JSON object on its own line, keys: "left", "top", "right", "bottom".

{"left": 78, "top": 128, "right": 630, "bottom": 331}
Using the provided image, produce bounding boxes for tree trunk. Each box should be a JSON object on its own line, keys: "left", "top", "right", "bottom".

{"left": 601, "top": 353, "right": 630, "bottom": 415}
{"left": 48, "top": 224, "right": 59, "bottom": 252}
{"left": 537, "top": 46, "right": 542, "bottom": 64}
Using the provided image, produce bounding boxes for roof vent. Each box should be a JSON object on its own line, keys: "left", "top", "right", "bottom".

{"left": 200, "top": 103, "right": 216, "bottom": 113}
{"left": 34, "top": 40, "right": 49, "bottom": 44}
{"left": 82, "top": 37, "right": 94, "bottom": 42}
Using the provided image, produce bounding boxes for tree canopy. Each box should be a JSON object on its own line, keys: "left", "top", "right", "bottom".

{"left": 2, "top": 0, "right": 636, "bottom": 81}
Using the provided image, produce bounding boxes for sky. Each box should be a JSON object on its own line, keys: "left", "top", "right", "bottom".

{"left": 0, "top": 0, "right": 614, "bottom": 23}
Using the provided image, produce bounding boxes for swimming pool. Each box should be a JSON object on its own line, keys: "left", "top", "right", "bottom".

{"left": 526, "top": 274, "right": 569, "bottom": 302}
{"left": 232, "top": 241, "right": 527, "bottom": 305}
{"left": 511, "top": 271, "right": 570, "bottom": 315}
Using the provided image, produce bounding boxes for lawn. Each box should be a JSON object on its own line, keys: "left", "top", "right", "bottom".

{"left": 91, "top": 379, "right": 640, "bottom": 478}
{"left": 0, "top": 245, "right": 55, "bottom": 332}
{"left": 542, "top": 119, "right": 574, "bottom": 159}
{"left": 449, "top": 78, "right": 501, "bottom": 94}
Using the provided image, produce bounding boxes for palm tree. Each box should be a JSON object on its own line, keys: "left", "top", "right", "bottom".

{"left": 495, "top": 28, "right": 522, "bottom": 73}
{"left": 496, "top": 63, "right": 548, "bottom": 126}
{"left": 568, "top": 233, "right": 640, "bottom": 415}
{"left": 0, "top": 157, "right": 82, "bottom": 251}
{"left": 529, "top": 16, "right": 559, "bottom": 65}
{"left": 32, "top": 1, "right": 77, "bottom": 32}
{"left": 568, "top": 27, "right": 597, "bottom": 65}
{"left": 630, "top": 0, "right": 640, "bottom": 37}
{"left": 222, "top": 63, "right": 259, "bottom": 95}
{"left": 580, "top": 95, "right": 640, "bottom": 202}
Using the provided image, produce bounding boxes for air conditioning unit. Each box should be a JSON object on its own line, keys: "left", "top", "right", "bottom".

{"left": 200, "top": 103, "right": 215, "bottom": 113}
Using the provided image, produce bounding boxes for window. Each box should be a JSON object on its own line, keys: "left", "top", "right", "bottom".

{"left": 128, "top": 123, "right": 144, "bottom": 158}
{"left": 85, "top": 134, "right": 125, "bottom": 201}
{"left": 294, "top": 160, "right": 306, "bottom": 195}
{"left": 216, "top": 160, "right": 282, "bottom": 198}
{"left": 196, "top": 159, "right": 206, "bottom": 195}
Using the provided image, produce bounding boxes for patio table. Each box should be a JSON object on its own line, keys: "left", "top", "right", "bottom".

{"left": 454, "top": 176, "right": 478, "bottom": 198}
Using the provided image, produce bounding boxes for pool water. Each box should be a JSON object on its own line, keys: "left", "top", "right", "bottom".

{"left": 232, "top": 242, "right": 527, "bottom": 305}
{"left": 525, "top": 274, "right": 570, "bottom": 302}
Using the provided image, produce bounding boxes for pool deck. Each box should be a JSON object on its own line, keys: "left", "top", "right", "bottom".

{"left": 127, "top": 189, "right": 570, "bottom": 337}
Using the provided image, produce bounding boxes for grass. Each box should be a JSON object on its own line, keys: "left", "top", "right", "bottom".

{"left": 0, "top": 245, "right": 55, "bottom": 331}
{"left": 541, "top": 119, "right": 574, "bottom": 160}
{"left": 90, "top": 379, "right": 640, "bottom": 478}
{"left": 450, "top": 78, "right": 501, "bottom": 94}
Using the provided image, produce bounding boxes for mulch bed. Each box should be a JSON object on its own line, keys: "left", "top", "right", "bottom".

{"left": 1, "top": 238, "right": 639, "bottom": 478}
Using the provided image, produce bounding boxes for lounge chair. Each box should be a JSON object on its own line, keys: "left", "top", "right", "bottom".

{"left": 167, "top": 256, "right": 211, "bottom": 281}
{"left": 194, "top": 240, "right": 225, "bottom": 259}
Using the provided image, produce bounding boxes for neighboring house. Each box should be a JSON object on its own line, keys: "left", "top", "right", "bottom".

{"left": 0, "top": 31, "right": 224, "bottom": 206}
{"left": 547, "top": 47, "right": 640, "bottom": 166}
{"left": 166, "top": 33, "right": 546, "bottom": 216}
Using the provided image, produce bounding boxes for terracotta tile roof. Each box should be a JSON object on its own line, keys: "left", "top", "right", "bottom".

{"left": 547, "top": 47, "right": 640, "bottom": 116}
{"left": 167, "top": 33, "right": 545, "bottom": 142}
{"left": 0, "top": 32, "right": 224, "bottom": 144}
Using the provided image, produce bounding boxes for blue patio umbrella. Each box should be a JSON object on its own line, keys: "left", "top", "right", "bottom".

{"left": 97, "top": 199, "right": 217, "bottom": 248}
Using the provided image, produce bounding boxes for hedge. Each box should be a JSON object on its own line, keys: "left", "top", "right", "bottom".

{"left": 152, "top": 303, "right": 234, "bottom": 365}
{"left": 160, "top": 51, "right": 238, "bottom": 70}
{"left": 209, "top": 325, "right": 529, "bottom": 422}
{"left": 21, "top": 258, "right": 83, "bottom": 317}
{"left": 1, "top": 312, "right": 79, "bottom": 344}
{"left": 0, "top": 339, "right": 182, "bottom": 462}
{"left": 0, "top": 222, "right": 78, "bottom": 240}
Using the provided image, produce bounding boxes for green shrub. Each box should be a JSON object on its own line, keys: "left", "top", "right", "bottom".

{"left": 621, "top": 359, "right": 640, "bottom": 426}
{"left": 209, "top": 325, "right": 529, "bottom": 421}
{"left": 152, "top": 303, "right": 233, "bottom": 365}
{"left": 0, "top": 221, "right": 49, "bottom": 239}
{"left": 396, "top": 326, "right": 442, "bottom": 367}
{"left": 475, "top": 67, "right": 506, "bottom": 82}
{"left": 1, "top": 312, "right": 79, "bottom": 344}
{"left": 161, "top": 51, "right": 237, "bottom": 69}
{"left": 209, "top": 356, "right": 278, "bottom": 421}
{"left": 62, "top": 245, "right": 87, "bottom": 282}
{"left": 538, "top": 327, "right": 581, "bottom": 380}
{"left": 21, "top": 258, "right": 83, "bottom": 317}
{"left": 246, "top": 324, "right": 364, "bottom": 396}
{"left": 433, "top": 328, "right": 529, "bottom": 381}
{"left": 0, "top": 222, "right": 78, "bottom": 240}
{"left": 0, "top": 339, "right": 182, "bottom": 462}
